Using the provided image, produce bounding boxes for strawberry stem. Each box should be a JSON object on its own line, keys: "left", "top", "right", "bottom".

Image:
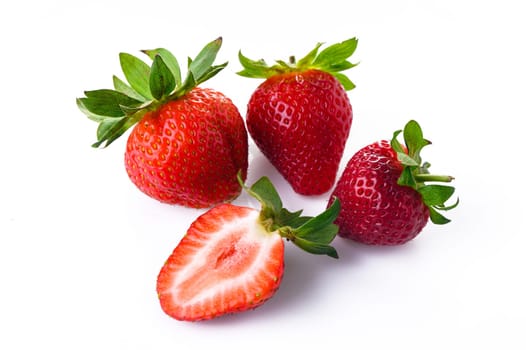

{"left": 414, "top": 174, "right": 454, "bottom": 183}
{"left": 238, "top": 174, "right": 340, "bottom": 258}
{"left": 391, "top": 120, "right": 459, "bottom": 225}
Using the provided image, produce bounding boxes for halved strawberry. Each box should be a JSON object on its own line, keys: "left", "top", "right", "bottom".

{"left": 157, "top": 175, "right": 340, "bottom": 321}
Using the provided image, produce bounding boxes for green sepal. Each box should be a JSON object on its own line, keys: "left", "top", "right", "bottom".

{"left": 76, "top": 98, "right": 104, "bottom": 122}
{"left": 436, "top": 197, "right": 460, "bottom": 211}
{"left": 331, "top": 72, "right": 356, "bottom": 91}
{"left": 141, "top": 48, "right": 182, "bottom": 86}
{"left": 196, "top": 62, "right": 228, "bottom": 85}
{"left": 119, "top": 52, "right": 153, "bottom": 100}
{"left": 292, "top": 198, "right": 340, "bottom": 244}
{"left": 275, "top": 208, "right": 311, "bottom": 228}
{"left": 392, "top": 120, "right": 458, "bottom": 225}
{"left": 149, "top": 54, "right": 176, "bottom": 100}
{"left": 327, "top": 61, "right": 358, "bottom": 72}
{"left": 237, "top": 38, "right": 358, "bottom": 91}
{"left": 428, "top": 207, "right": 451, "bottom": 225}
{"left": 396, "top": 152, "right": 419, "bottom": 167}
{"left": 312, "top": 38, "right": 358, "bottom": 69}
{"left": 398, "top": 167, "right": 417, "bottom": 188}
{"left": 291, "top": 238, "right": 339, "bottom": 259}
{"left": 79, "top": 89, "right": 142, "bottom": 117}
{"left": 77, "top": 38, "right": 228, "bottom": 148}
{"left": 175, "top": 71, "right": 197, "bottom": 99}
{"left": 240, "top": 175, "right": 340, "bottom": 258}
{"left": 93, "top": 117, "right": 126, "bottom": 147}
{"left": 119, "top": 101, "right": 154, "bottom": 114}
{"left": 390, "top": 130, "right": 404, "bottom": 152}
{"left": 403, "top": 119, "right": 430, "bottom": 162}
{"left": 237, "top": 51, "right": 278, "bottom": 79}
{"left": 189, "top": 37, "right": 224, "bottom": 82}
{"left": 296, "top": 43, "right": 322, "bottom": 67}
{"left": 242, "top": 175, "right": 283, "bottom": 218}
{"left": 112, "top": 75, "right": 146, "bottom": 102}
{"left": 418, "top": 185, "right": 455, "bottom": 207}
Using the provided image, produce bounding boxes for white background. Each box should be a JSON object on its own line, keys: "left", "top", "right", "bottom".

{"left": 1, "top": 0, "right": 525, "bottom": 349}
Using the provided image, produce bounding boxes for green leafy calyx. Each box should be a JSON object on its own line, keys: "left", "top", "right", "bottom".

{"left": 391, "top": 120, "right": 459, "bottom": 224}
{"left": 237, "top": 38, "right": 358, "bottom": 91}
{"left": 76, "top": 37, "right": 227, "bottom": 148}
{"left": 239, "top": 174, "right": 340, "bottom": 259}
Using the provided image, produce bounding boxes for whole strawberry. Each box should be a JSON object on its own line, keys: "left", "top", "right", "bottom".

{"left": 238, "top": 39, "right": 358, "bottom": 195}
{"left": 328, "top": 120, "right": 458, "bottom": 245}
{"left": 157, "top": 175, "right": 340, "bottom": 321}
{"left": 77, "top": 38, "right": 248, "bottom": 208}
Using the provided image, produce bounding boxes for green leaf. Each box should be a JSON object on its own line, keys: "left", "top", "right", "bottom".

{"left": 418, "top": 185, "right": 455, "bottom": 207}
{"left": 189, "top": 37, "right": 223, "bottom": 81}
{"left": 296, "top": 42, "right": 322, "bottom": 68}
{"left": 92, "top": 109, "right": 144, "bottom": 148}
{"left": 436, "top": 197, "right": 460, "bottom": 211}
{"left": 142, "top": 48, "right": 182, "bottom": 86}
{"left": 397, "top": 167, "right": 417, "bottom": 189}
{"left": 119, "top": 101, "right": 153, "bottom": 114}
{"left": 81, "top": 89, "right": 142, "bottom": 117}
{"left": 313, "top": 37, "right": 358, "bottom": 68}
{"left": 403, "top": 120, "right": 429, "bottom": 161}
{"left": 276, "top": 208, "right": 310, "bottom": 228}
{"left": 331, "top": 72, "right": 356, "bottom": 91}
{"left": 396, "top": 152, "right": 419, "bottom": 167}
{"left": 247, "top": 176, "right": 283, "bottom": 215}
{"left": 293, "top": 198, "right": 341, "bottom": 244}
{"left": 112, "top": 75, "right": 146, "bottom": 102}
{"left": 328, "top": 61, "right": 358, "bottom": 72}
{"left": 174, "top": 70, "right": 197, "bottom": 98}
{"left": 428, "top": 207, "right": 451, "bottom": 225}
{"left": 195, "top": 62, "right": 228, "bottom": 85}
{"left": 292, "top": 238, "right": 339, "bottom": 259}
{"left": 119, "top": 52, "right": 153, "bottom": 100}
{"left": 237, "top": 51, "right": 272, "bottom": 78}
{"left": 150, "top": 54, "right": 176, "bottom": 100}
{"left": 93, "top": 116, "right": 128, "bottom": 148}
{"left": 390, "top": 130, "right": 404, "bottom": 153}
{"left": 76, "top": 98, "right": 104, "bottom": 122}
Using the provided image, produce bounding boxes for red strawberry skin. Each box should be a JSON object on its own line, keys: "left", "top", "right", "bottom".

{"left": 125, "top": 87, "right": 248, "bottom": 208}
{"left": 246, "top": 69, "right": 352, "bottom": 195}
{"left": 157, "top": 203, "right": 284, "bottom": 321}
{"left": 329, "top": 140, "right": 429, "bottom": 245}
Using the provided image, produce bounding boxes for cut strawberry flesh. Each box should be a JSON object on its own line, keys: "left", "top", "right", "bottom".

{"left": 157, "top": 204, "right": 284, "bottom": 321}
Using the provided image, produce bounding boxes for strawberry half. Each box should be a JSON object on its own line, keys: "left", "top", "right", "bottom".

{"left": 157, "top": 175, "right": 340, "bottom": 321}
{"left": 77, "top": 38, "right": 248, "bottom": 208}
{"left": 238, "top": 38, "right": 358, "bottom": 195}
{"left": 328, "top": 120, "right": 458, "bottom": 245}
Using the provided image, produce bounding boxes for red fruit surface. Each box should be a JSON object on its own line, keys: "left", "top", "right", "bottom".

{"left": 246, "top": 69, "right": 352, "bottom": 195}
{"left": 125, "top": 87, "right": 248, "bottom": 208}
{"left": 157, "top": 203, "right": 284, "bottom": 321}
{"left": 329, "top": 140, "right": 429, "bottom": 245}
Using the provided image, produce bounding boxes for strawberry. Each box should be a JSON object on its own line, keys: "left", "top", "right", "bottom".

{"left": 157, "top": 175, "right": 340, "bottom": 321}
{"left": 77, "top": 38, "right": 248, "bottom": 208}
{"left": 237, "top": 38, "right": 358, "bottom": 195}
{"left": 328, "top": 120, "right": 458, "bottom": 245}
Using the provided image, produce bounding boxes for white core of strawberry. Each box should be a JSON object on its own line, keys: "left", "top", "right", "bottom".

{"left": 168, "top": 208, "right": 281, "bottom": 307}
